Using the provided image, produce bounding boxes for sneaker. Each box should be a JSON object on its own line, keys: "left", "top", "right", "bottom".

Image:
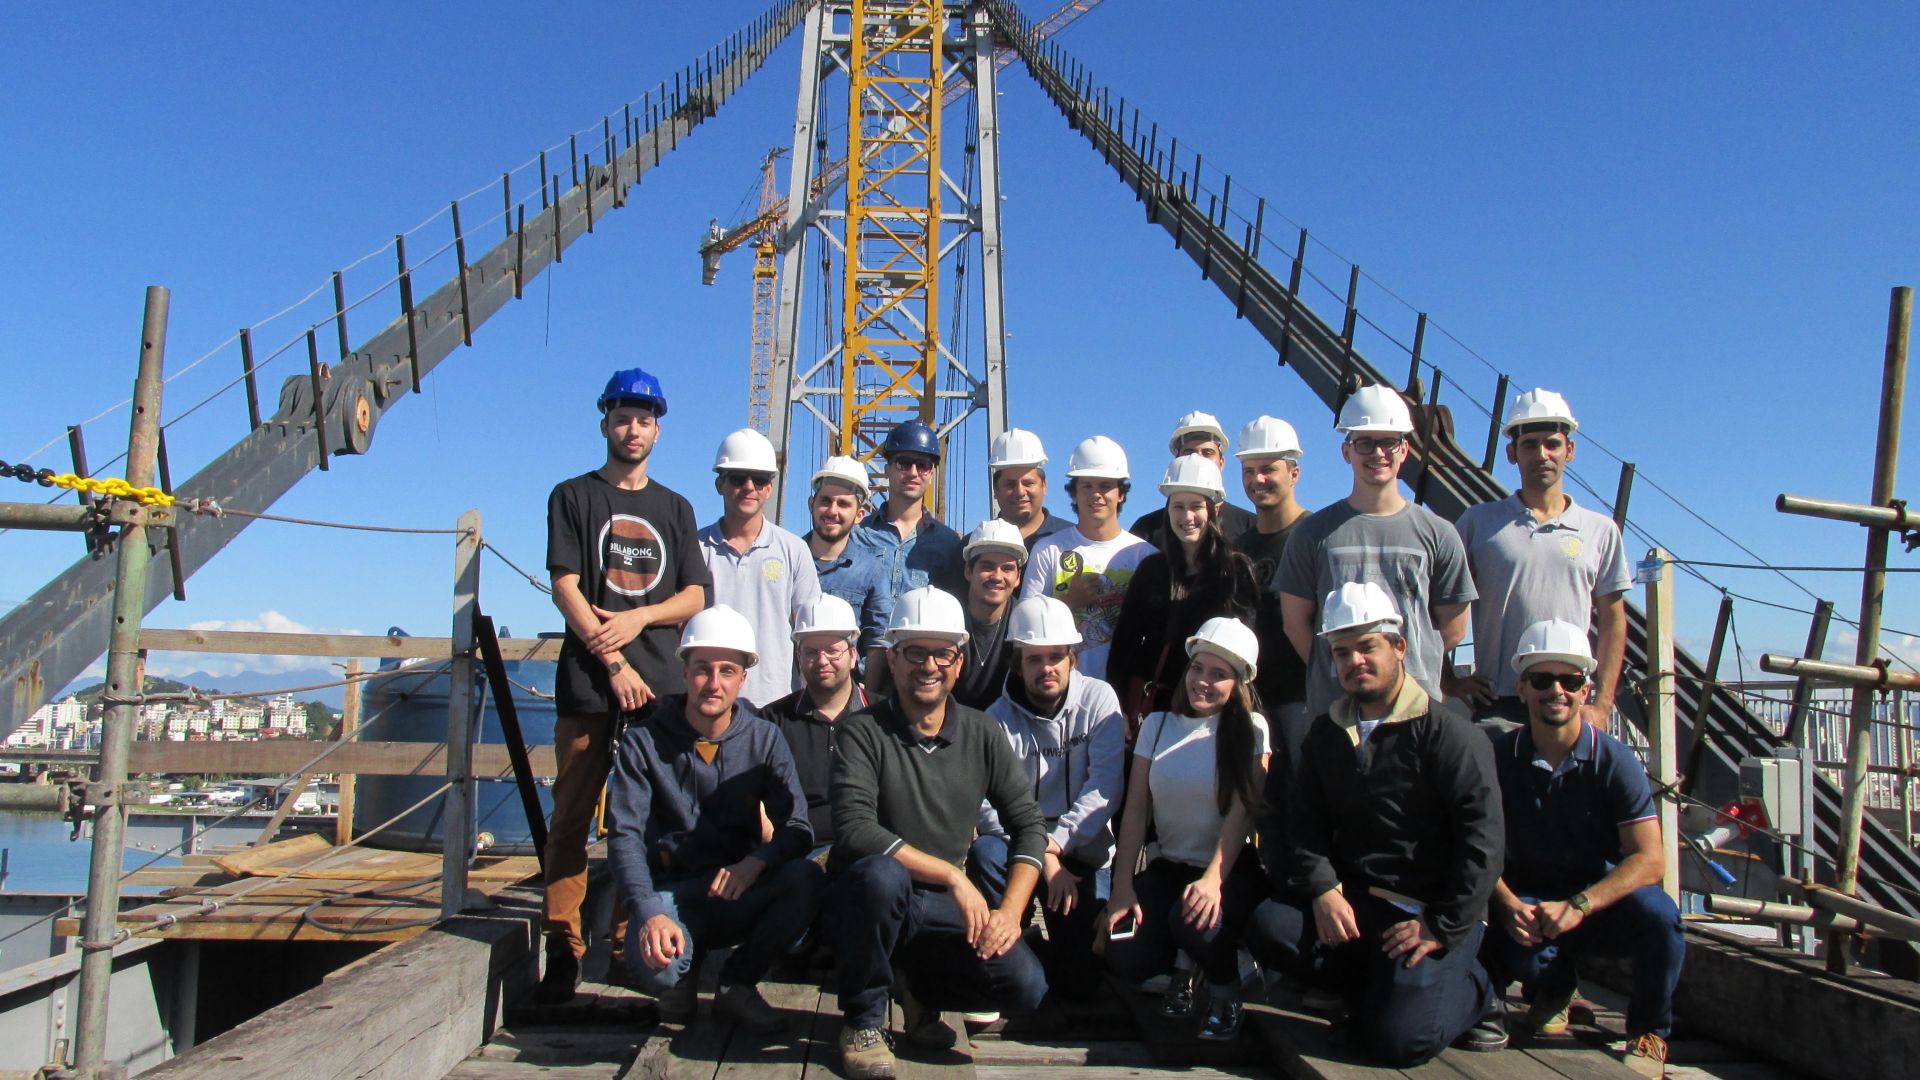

{"left": 1159, "top": 967, "right": 1198, "bottom": 1019}
{"left": 960, "top": 1011, "right": 1001, "bottom": 1026}
{"left": 840, "top": 1025, "right": 896, "bottom": 1079}
{"left": 715, "top": 983, "right": 785, "bottom": 1032}
{"left": 1197, "top": 989, "right": 1244, "bottom": 1041}
{"left": 1455, "top": 1001, "right": 1509, "bottom": 1053}
{"left": 1526, "top": 985, "right": 1576, "bottom": 1036}
{"left": 655, "top": 976, "right": 698, "bottom": 1024}
{"left": 534, "top": 947, "right": 580, "bottom": 1005}
{"left": 901, "top": 988, "right": 957, "bottom": 1048}
{"left": 1623, "top": 1032, "right": 1668, "bottom": 1078}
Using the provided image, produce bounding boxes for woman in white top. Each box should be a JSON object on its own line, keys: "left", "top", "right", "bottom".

{"left": 1104, "top": 616, "right": 1270, "bottom": 1041}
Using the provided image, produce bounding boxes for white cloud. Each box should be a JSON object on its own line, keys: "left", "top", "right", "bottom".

{"left": 137, "top": 610, "right": 369, "bottom": 679}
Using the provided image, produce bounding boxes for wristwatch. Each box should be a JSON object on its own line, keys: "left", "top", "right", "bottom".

{"left": 1569, "top": 891, "right": 1593, "bottom": 915}
{"left": 607, "top": 659, "right": 626, "bottom": 676}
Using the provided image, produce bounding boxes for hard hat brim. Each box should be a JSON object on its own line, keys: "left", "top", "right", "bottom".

{"left": 884, "top": 628, "right": 970, "bottom": 646}
{"left": 1316, "top": 616, "right": 1405, "bottom": 640}
{"left": 1184, "top": 639, "right": 1257, "bottom": 683}
{"left": 1511, "top": 650, "right": 1599, "bottom": 676}
{"left": 676, "top": 644, "right": 759, "bottom": 669}
{"left": 964, "top": 541, "right": 1028, "bottom": 566}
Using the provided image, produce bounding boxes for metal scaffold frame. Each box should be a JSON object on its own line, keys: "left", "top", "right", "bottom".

{"left": 766, "top": 1, "right": 1008, "bottom": 521}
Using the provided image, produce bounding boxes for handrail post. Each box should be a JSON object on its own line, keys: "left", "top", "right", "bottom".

{"left": 443, "top": 509, "right": 481, "bottom": 920}
{"left": 1833, "top": 284, "right": 1910, "bottom": 972}
{"left": 1643, "top": 546, "right": 1681, "bottom": 904}
{"left": 71, "top": 285, "right": 170, "bottom": 1079}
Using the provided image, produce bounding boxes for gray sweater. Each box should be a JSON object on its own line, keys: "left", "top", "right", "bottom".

{"left": 978, "top": 669, "right": 1126, "bottom": 869}
{"left": 606, "top": 695, "right": 812, "bottom": 923}
{"left": 830, "top": 697, "right": 1047, "bottom": 874}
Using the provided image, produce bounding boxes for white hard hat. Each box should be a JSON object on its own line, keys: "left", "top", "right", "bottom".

{"left": 1186, "top": 616, "right": 1260, "bottom": 682}
{"left": 1336, "top": 385, "right": 1415, "bottom": 435}
{"left": 1168, "top": 411, "right": 1229, "bottom": 454}
{"left": 677, "top": 605, "right": 760, "bottom": 667}
{"left": 810, "top": 455, "right": 871, "bottom": 498}
{"left": 963, "top": 519, "right": 1028, "bottom": 565}
{"left": 1235, "top": 415, "right": 1303, "bottom": 459}
{"left": 713, "top": 428, "right": 779, "bottom": 475}
{"left": 1158, "top": 454, "right": 1226, "bottom": 501}
{"left": 989, "top": 428, "right": 1048, "bottom": 472}
{"left": 1066, "top": 435, "right": 1130, "bottom": 480}
{"left": 1504, "top": 388, "right": 1580, "bottom": 435}
{"left": 792, "top": 594, "right": 859, "bottom": 643}
{"left": 1510, "top": 619, "right": 1597, "bottom": 675}
{"left": 1317, "top": 581, "right": 1405, "bottom": 638}
{"left": 1007, "top": 595, "right": 1082, "bottom": 647}
{"left": 885, "top": 586, "right": 969, "bottom": 645}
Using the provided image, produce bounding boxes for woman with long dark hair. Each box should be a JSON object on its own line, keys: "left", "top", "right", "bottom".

{"left": 1109, "top": 455, "right": 1261, "bottom": 731}
{"left": 1103, "top": 617, "right": 1269, "bottom": 1041}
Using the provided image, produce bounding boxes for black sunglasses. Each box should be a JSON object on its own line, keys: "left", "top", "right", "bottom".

{"left": 1524, "top": 671, "right": 1588, "bottom": 693}
{"left": 721, "top": 471, "right": 773, "bottom": 488}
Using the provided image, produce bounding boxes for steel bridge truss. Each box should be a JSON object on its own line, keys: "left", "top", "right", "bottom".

{"left": 766, "top": 1, "right": 1009, "bottom": 519}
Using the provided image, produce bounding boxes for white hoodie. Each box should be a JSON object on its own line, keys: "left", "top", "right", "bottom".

{"left": 978, "top": 668, "right": 1127, "bottom": 869}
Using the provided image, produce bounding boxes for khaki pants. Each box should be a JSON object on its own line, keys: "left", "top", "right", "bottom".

{"left": 542, "top": 711, "right": 627, "bottom": 959}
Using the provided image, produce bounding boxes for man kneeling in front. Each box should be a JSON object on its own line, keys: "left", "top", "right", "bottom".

{"left": 606, "top": 606, "right": 825, "bottom": 1030}
{"left": 828, "top": 586, "right": 1051, "bottom": 1079}
{"left": 1485, "top": 620, "right": 1682, "bottom": 1079}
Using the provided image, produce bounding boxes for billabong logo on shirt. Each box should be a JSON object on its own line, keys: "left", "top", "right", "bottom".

{"left": 1559, "top": 535, "right": 1584, "bottom": 560}
{"left": 599, "top": 514, "right": 666, "bottom": 598}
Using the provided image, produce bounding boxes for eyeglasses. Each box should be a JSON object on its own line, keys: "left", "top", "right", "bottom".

{"left": 896, "top": 644, "right": 962, "bottom": 668}
{"left": 721, "top": 472, "right": 774, "bottom": 489}
{"left": 890, "top": 457, "right": 937, "bottom": 474}
{"left": 1524, "top": 671, "right": 1588, "bottom": 693}
{"left": 1346, "top": 436, "right": 1405, "bottom": 456}
{"left": 799, "top": 641, "right": 852, "bottom": 663}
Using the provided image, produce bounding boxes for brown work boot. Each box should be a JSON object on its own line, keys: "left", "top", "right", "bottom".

{"left": 534, "top": 945, "right": 579, "bottom": 1005}
{"left": 1623, "top": 1032, "right": 1667, "bottom": 1078}
{"left": 839, "top": 1025, "right": 896, "bottom": 1079}
{"left": 1525, "top": 984, "right": 1576, "bottom": 1036}
{"left": 900, "top": 987, "right": 956, "bottom": 1048}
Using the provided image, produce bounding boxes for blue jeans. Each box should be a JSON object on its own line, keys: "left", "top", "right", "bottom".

{"left": 1483, "top": 884, "right": 1684, "bottom": 1037}
{"left": 622, "top": 857, "right": 826, "bottom": 995}
{"left": 968, "top": 835, "right": 1107, "bottom": 998}
{"left": 1247, "top": 893, "right": 1492, "bottom": 1067}
{"left": 1105, "top": 855, "right": 1264, "bottom": 986}
{"left": 826, "top": 853, "right": 1049, "bottom": 1029}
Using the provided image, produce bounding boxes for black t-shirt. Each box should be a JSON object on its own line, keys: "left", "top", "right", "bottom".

{"left": 1237, "top": 514, "right": 1310, "bottom": 706}
{"left": 953, "top": 609, "right": 1012, "bottom": 710}
{"left": 546, "top": 471, "right": 711, "bottom": 716}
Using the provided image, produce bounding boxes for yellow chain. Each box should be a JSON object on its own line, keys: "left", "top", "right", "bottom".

{"left": 48, "top": 473, "right": 175, "bottom": 507}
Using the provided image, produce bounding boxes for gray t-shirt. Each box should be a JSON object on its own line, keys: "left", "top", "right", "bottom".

{"left": 1277, "top": 500, "right": 1477, "bottom": 717}
{"left": 1454, "top": 493, "right": 1632, "bottom": 696}
{"left": 699, "top": 520, "right": 823, "bottom": 707}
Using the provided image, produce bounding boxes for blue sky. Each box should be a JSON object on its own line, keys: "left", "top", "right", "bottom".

{"left": 2, "top": 1, "right": 1917, "bottom": 694}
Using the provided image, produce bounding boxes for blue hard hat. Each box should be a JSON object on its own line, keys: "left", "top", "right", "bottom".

{"left": 598, "top": 367, "right": 668, "bottom": 416}
{"left": 880, "top": 419, "right": 941, "bottom": 461}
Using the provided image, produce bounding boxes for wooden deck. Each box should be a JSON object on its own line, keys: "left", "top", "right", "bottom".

{"left": 53, "top": 834, "right": 540, "bottom": 943}
{"left": 445, "top": 961, "right": 1800, "bottom": 1080}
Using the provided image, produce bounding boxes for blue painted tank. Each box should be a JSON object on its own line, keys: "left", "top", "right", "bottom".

{"left": 351, "top": 629, "right": 558, "bottom": 856}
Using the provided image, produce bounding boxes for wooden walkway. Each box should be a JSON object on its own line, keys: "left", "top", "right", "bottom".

{"left": 444, "top": 963, "right": 1800, "bottom": 1080}
{"left": 54, "top": 834, "right": 540, "bottom": 943}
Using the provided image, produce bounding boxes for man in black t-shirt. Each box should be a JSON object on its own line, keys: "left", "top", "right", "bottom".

{"left": 538, "top": 367, "right": 711, "bottom": 1005}
{"left": 1232, "top": 416, "right": 1312, "bottom": 787}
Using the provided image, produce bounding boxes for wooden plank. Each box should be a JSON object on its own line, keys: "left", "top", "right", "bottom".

{"left": 967, "top": 1038, "right": 1157, "bottom": 1068}
{"left": 1436, "top": 1045, "right": 1569, "bottom": 1080}
{"left": 129, "top": 738, "right": 557, "bottom": 777}
{"left": 1114, "top": 982, "right": 1269, "bottom": 1067}
{"left": 444, "top": 1063, "right": 626, "bottom": 1079}
{"left": 1520, "top": 1047, "right": 1640, "bottom": 1080}
{"left": 713, "top": 979, "right": 817, "bottom": 1080}
{"left": 891, "top": 1007, "right": 974, "bottom": 1080}
{"left": 1244, "top": 1001, "right": 1409, "bottom": 1080}
{"left": 975, "top": 1060, "right": 1274, "bottom": 1068}
{"left": 142, "top": 627, "right": 560, "bottom": 661}
{"left": 473, "top": 1028, "right": 648, "bottom": 1067}
{"left": 211, "top": 832, "right": 332, "bottom": 875}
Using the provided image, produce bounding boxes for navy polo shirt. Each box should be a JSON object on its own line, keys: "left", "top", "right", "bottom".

{"left": 1493, "top": 721, "right": 1656, "bottom": 897}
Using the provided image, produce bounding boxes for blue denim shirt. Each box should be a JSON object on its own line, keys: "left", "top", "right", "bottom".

{"left": 853, "top": 503, "right": 966, "bottom": 603}
{"left": 807, "top": 532, "right": 894, "bottom": 653}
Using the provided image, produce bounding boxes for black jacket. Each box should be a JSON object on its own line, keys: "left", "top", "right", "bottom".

{"left": 1287, "top": 679, "right": 1503, "bottom": 950}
